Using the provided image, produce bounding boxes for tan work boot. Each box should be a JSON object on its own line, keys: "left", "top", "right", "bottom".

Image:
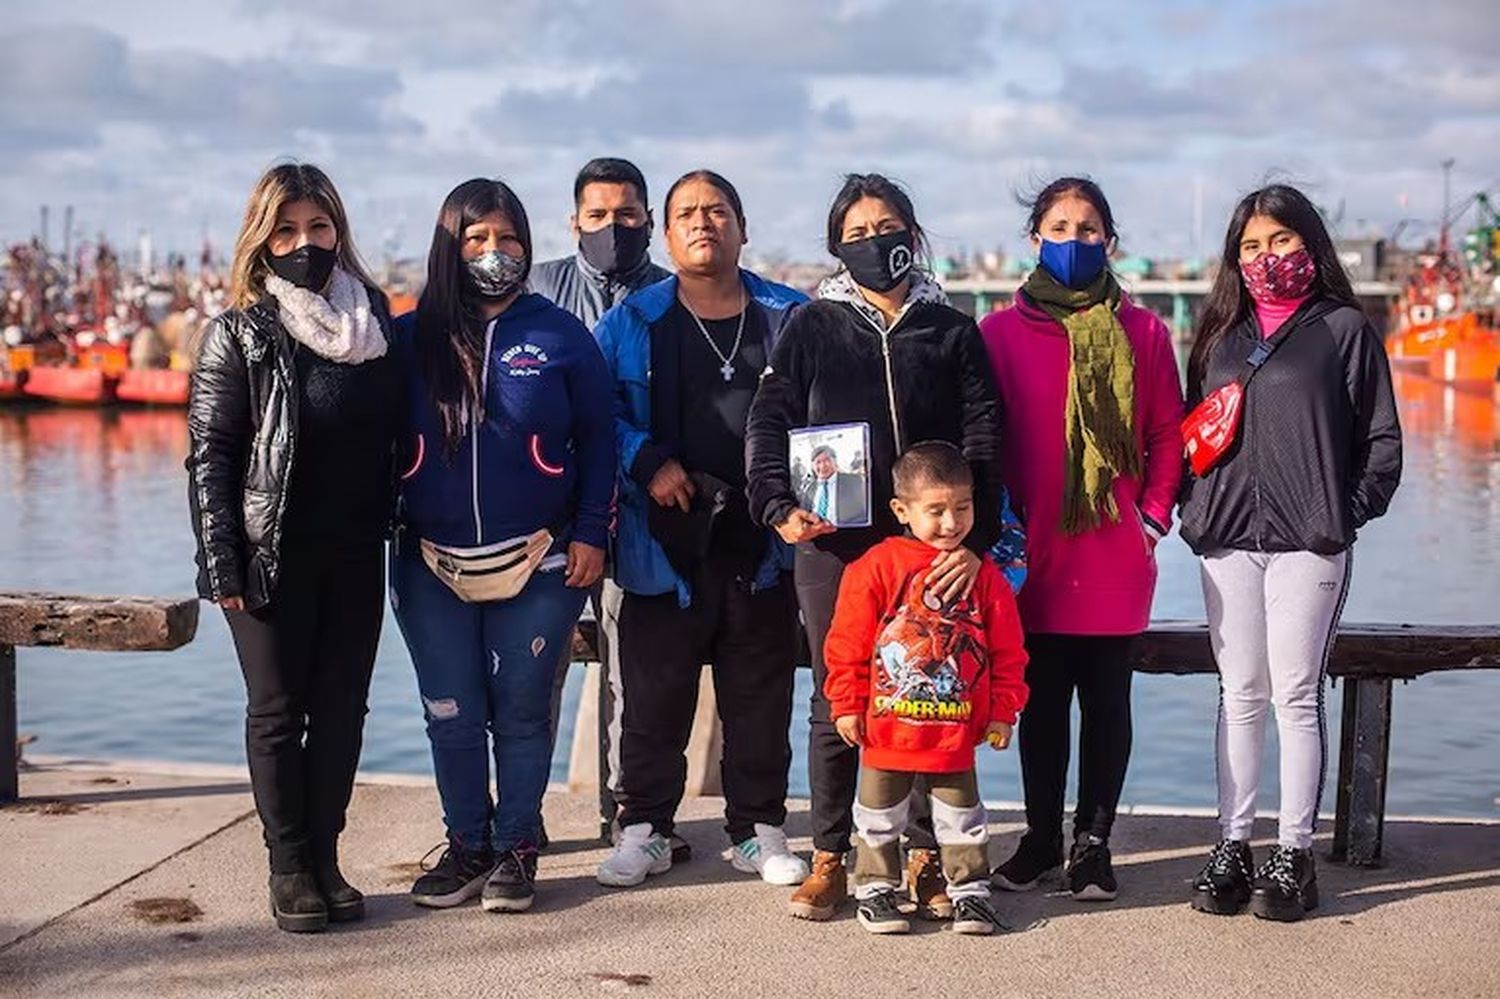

{"left": 907, "top": 848, "right": 953, "bottom": 920}
{"left": 787, "top": 850, "right": 846, "bottom": 921}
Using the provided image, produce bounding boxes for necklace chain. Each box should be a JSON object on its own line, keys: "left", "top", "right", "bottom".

{"left": 682, "top": 287, "right": 747, "bottom": 382}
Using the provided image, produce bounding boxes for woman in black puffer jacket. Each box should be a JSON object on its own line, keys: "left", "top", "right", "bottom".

{"left": 745, "top": 173, "right": 1003, "bottom": 923}
{"left": 186, "top": 162, "right": 401, "bottom": 934}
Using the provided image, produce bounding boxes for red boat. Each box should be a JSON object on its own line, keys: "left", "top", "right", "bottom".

{"left": 21, "top": 366, "right": 116, "bottom": 405}
{"left": 116, "top": 369, "right": 190, "bottom": 406}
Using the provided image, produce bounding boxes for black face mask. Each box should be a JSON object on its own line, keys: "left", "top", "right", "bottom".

{"left": 578, "top": 221, "right": 650, "bottom": 278}
{"left": 835, "top": 230, "right": 915, "bottom": 293}
{"left": 267, "top": 244, "right": 337, "bottom": 291}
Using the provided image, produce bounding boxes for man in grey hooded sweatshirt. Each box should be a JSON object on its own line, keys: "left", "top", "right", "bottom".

{"left": 531, "top": 157, "right": 670, "bottom": 330}
{"left": 530, "top": 156, "right": 672, "bottom": 855}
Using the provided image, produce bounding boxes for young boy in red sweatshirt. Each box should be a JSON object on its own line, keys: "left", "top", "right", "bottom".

{"left": 824, "top": 441, "right": 1030, "bottom": 935}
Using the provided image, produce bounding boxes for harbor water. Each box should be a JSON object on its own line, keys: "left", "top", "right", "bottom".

{"left": 3, "top": 372, "right": 1498, "bottom": 819}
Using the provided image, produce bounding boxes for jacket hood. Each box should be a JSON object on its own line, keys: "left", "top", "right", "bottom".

{"left": 817, "top": 268, "right": 948, "bottom": 331}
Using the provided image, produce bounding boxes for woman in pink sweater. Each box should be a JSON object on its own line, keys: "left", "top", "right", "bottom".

{"left": 979, "top": 177, "right": 1184, "bottom": 901}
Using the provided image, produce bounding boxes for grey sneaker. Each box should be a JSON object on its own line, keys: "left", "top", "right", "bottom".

{"left": 856, "top": 888, "right": 911, "bottom": 935}
{"left": 951, "top": 894, "right": 1008, "bottom": 935}
{"left": 481, "top": 846, "right": 538, "bottom": 913}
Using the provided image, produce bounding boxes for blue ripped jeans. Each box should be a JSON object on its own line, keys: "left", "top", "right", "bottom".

{"left": 391, "top": 544, "right": 587, "bottom": 851}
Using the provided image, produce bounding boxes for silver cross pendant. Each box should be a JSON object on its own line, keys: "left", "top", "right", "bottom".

{"left": 720, "top": 361, "right": 735, "bottom": 382}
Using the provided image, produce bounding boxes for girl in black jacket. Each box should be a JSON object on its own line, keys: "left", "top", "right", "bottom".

{"left": 1181, "top": 184, "right": 1400, "bottom": 922}
{"left": 186, "top": 163, "right": 401, "bottom": 933}
{"left": 745, "top": 173, "right": 1003, "bottom": 925}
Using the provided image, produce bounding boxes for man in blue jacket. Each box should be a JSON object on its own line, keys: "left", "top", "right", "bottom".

{"left": 594, "top": 170, "right": 809, "bottom": 890}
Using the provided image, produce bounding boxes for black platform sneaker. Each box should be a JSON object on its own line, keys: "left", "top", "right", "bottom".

{"left": 1190, "top": 839, "right": 1254, "bottom": 916}
{"left": 1250, "top": 845, "right": 1318, "bottom": 921}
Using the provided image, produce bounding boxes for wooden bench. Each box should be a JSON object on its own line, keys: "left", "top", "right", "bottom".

{"left": 570, "top": 618, "right": 1500, "bottom": 866}
{"left": 6, "top": 593, "right": 1495, "bottom": 868}
{"left": 0, "top": 593, "right": 199, "bottom": 802}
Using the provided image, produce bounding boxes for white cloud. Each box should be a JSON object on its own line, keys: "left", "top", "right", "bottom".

{"left": 0, "top": 0, "right": 1494, "bottom": 265}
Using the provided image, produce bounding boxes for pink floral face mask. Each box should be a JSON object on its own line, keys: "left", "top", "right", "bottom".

{"left": 1239, "top": 247, "right": 1316, "bottom": 302}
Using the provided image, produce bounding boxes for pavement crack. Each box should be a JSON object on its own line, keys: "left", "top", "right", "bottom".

{"left": 0, "top": 806, "right": 256, "bottom": 955}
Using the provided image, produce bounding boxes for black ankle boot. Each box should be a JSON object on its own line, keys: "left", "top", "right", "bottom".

{"left": 1250, "top": 846, "right": 1319, "bottom": 921}
{"left": 269, "top": 872, "right": 329, "bottom": 933}
{"left": 1190, "top": 839, "right": 1254, "bottom": 915}
{"left": 313, "top": 847, "right": 365, "bottom": 923}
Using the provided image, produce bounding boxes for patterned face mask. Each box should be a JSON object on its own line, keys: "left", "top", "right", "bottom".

{"left": 465, "top": 249, "right": 528, "bottom": 299}
{"left": 1239, "top": 247, "right": 1316, "bottom": 302}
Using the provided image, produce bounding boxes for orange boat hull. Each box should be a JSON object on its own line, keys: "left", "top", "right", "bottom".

{"left": 116, "top": 369, "right": 190, "bottom": 406}
{"left": 1428, "top": 341, "right": 1500, "bottom": 388}
{"left": 21, "top": 366, "right": 116, "bottom": 405}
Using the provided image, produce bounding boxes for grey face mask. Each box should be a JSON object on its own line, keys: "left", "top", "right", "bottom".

{"left": 465, "top": 249, "right": 527, "bottom": 299}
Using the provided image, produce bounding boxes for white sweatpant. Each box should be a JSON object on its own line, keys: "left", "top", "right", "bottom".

{"left": 1201, "top": 548, "right": 1351, "bottom": 849}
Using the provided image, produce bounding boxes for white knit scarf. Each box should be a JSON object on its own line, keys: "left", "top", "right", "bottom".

{"left": 264, "top": 267, "right": 387, "bottom": 364}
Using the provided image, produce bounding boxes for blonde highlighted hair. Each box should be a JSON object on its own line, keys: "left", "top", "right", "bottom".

{"left": 228, "top": 162, "right": 376, "bottom": 309}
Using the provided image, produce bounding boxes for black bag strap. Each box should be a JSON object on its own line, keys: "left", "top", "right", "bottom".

{"left": 1240, "top": 299, "right": 1319, "bottom": 386}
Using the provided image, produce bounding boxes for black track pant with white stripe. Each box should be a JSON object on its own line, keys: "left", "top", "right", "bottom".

{"left": 1201, "top": 548, "right": 1352, "bottom": 850}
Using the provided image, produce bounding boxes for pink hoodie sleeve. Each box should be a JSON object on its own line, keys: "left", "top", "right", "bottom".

{"left": 1135, "top": 314, "right": 1186, "bottom": 534}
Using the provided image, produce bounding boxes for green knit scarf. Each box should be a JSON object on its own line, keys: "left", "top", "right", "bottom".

{"left": 1022, "top": 266, "right": 1140, "bottom": 534}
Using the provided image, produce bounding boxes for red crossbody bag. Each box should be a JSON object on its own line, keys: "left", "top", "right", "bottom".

{"left": 1181, "top": 337, "right": 1283, "bottom": 477}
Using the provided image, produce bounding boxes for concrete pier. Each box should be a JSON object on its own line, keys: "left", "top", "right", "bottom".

{"left": 2, "top": 761, "right": 1497, "bottom": 998}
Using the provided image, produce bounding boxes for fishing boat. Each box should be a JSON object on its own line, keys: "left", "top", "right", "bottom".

{"left": 21, "top": 365, "right": 116, "bottom": 405}
{"left": 1385, "top": 187, "right": 1500, "bottom": 388}
{"left": 116, "top": 368, "right": 190, "bottom": 406}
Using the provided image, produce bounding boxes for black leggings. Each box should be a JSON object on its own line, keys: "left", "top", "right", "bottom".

{"left": 799, "top": 544, "right": 935, "bottom": 855}
{"left": 1017, "top": 632, "right": 1135, "bottom": 846}
{"left": 224, "top": 544, "right": 383, "bottom": 873}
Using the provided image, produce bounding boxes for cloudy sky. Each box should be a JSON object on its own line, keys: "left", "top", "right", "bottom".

{"left": 2, "top": 0, "right": 1497, "bottom": 268}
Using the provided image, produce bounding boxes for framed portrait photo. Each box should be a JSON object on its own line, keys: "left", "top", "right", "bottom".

{"left": 789, "top": 422, "right": 873, "bottom": 529}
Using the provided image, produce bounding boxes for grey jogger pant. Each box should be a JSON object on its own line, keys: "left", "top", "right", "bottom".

{"left": 1201, "top": 548, "right": 1352, "bottom": 849}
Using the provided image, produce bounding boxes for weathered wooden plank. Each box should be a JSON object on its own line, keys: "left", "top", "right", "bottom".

{"left": 1135, "top": 621, "right": 1500, "bottom": 678}
{"left": 569, "top": 618, "right": 1500, "bottom": 679}
{"left": 1336, "top": 678, "right": 1394, "bottom": 866}
{"left": 0, "top": 594, "right": 199, "bottom": 652}
{"left": 1, "top": 644, "right": 16, "bottom": 802}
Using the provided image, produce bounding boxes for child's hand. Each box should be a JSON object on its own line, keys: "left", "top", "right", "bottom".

{"left": 835, "top": 714, "right": 865, "bottom": 748}
{"left": 984, "top": 722, "right": 1013, "bottom": 750}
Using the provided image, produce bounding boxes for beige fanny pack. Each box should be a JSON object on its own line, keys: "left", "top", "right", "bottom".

{"left": 419, "top": 529, "right": 554, "bottom": 603}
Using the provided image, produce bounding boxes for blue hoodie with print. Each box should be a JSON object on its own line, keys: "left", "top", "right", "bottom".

{"left": 395, "top": 293, "right": 616, "bottom": 553}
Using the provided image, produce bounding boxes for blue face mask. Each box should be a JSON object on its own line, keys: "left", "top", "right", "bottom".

{"left": 1037, "top": 238, "right": 1108, "bottom": 290}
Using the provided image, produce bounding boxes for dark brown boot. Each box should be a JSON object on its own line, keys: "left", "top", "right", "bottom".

{"left": 787, "top": 850, "right": 846, "bottom": 921}
{"left": 906, "top": 848, "right": 953, "bottom": 920}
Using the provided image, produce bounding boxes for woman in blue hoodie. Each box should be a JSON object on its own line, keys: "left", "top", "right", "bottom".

{"left": 391, "top": 178, "right": 615, "bottom": 914}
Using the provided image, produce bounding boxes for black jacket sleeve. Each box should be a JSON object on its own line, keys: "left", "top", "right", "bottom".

{"left": 956, "top": 320, "right": 1004, "bottom": 553}
{"left": 1346, "top": 320, "right": 1402, "bottom": 527}
{"left": 745, "top": 315, "right": 811, "bottom": 529}
{"left": 185, "top": 315, "right": 251, "bottom": 601}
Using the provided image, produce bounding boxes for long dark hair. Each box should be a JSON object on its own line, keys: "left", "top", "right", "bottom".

{"left": 415, "top": 178, "right": 533, "bottom": 454}
{"left": 825, "top": 173, "right": 929, "bottom": 261}
{"left": 1189, "top": 184, "right": 1355, "bottom": 389}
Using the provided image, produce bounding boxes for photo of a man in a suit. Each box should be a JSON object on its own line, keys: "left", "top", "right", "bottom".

{"left": 796, "top": 444, "right": 870, "bottom": 527}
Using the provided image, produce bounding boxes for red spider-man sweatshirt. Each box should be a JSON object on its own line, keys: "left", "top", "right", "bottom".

{"left": 824, "top": 536, "right": 1030, "bottom": 774}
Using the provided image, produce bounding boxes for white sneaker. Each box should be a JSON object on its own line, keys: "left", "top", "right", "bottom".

{"left": 596, "top": 823, "right": 672, "bottom": 887}
{"left": 730, "top": 823, "right": 810, "bottom": 886}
